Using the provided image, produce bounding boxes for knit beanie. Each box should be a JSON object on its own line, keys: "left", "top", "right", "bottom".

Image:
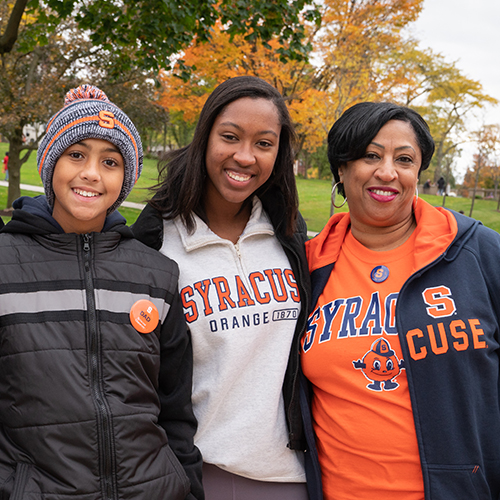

{"left": 37, "top": 84, "right": 143, "bottom": 214}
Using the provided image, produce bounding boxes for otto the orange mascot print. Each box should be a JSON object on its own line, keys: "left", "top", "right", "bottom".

{"left": 353, "top": 338, "right": 405, "bottom": 391}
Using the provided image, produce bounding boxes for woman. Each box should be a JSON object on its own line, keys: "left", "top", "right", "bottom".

{"left": 303, "top": 102, "right": 500, "bottom": 499}
{"left": 133, "top": 76, "right": 320, "bottom": 500}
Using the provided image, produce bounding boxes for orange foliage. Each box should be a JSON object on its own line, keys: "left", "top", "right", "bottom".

{"left": 158, "top": 0, "right": 497, "bottom": 176}
{"left": 158, "top": 23, "right": 327, "bottom": 153}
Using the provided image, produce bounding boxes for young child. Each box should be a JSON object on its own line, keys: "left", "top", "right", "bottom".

{"left": 0, "top": 85, "right": 203, "bottom": 500}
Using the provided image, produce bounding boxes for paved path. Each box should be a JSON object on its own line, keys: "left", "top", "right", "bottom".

{"left": 0, "top": 180, "right": 146, "bottom": 210}
{"left": 0, "top": 180, "right": 318, "bottom": 236}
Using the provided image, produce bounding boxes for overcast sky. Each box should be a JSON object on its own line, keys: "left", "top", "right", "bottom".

{"left": 411, "top": 0, "right": 500, "bottom": 178}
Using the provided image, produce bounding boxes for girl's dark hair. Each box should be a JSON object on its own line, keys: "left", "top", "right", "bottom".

{"left": 150, "top": 76, "right": 299, "bottom": 235}
{"left": 328, "top": 102, "right": 435, "bottom": 198}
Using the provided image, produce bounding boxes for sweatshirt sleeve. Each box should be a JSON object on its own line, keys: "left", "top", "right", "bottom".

{"left": 157, "top": 287, "right": 204, "bottom": 500}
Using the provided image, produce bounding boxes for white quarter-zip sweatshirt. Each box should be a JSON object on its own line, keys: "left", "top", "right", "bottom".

{"left": 160, "top": 197, "right": 306, "bottom": 482}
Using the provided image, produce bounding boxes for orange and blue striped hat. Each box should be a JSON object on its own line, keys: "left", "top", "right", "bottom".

{"left": 37, "top": 84, "right": 143, "bottom": 213}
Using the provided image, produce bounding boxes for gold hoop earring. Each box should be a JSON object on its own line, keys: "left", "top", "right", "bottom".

{"left": 331, "top": 182, "right": 347, "bottom": 208}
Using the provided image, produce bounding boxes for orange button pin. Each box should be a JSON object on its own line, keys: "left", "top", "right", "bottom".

{"left": 130, "top": 299, "right": 159, "bottom": 334}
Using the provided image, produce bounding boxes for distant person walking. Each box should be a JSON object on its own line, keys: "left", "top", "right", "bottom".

{"left": 2, "top": 152, "right": 8, "bottom": 181}
{"left": 437, "top": 176, "right": 446, "bottom": 195}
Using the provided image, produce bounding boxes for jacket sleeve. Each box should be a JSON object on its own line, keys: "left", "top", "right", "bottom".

{"left": 158, "top": 287, "right": 204, "bottom": 500}
{"left": 473, "top": 224, "right": 500, "bottom": 329}
{"left": 295, "top": 211, "right": 309, "bottom": 245}
{"left": 131, "top": 204, "right": 164, "bottom": 251}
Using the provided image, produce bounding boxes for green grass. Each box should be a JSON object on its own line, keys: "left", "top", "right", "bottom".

{"left": 0, "top": 140, "right": 160, "bottom": 224}
{"left": 295, "top": 178, "right": 500, "bottom": 234}
{"left": 2, "top": 141, "right": 500, "bottom": 233}
{"left": 0, "top": 141, "right": 160, "bottom": 203}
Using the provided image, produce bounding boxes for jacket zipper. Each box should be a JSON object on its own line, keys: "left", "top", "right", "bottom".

{"left": 82, "top": 234, "right": 118, "bottom": 500}
{"left": 233, "top": 241, "right": 252, "bottom": 289}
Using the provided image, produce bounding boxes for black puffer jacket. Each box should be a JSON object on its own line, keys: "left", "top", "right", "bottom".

{"left": 0, "top": 196, "right": 203, "bottom": 500}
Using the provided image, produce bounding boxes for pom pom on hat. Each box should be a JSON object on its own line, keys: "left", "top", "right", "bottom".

{"left": 64, "top": 85, "right": 110, "bottom": 105}
{"left": 37, "top": 84, "right": 143, "bottom": 214}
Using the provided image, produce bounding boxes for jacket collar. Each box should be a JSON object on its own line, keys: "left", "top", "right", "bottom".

{"left": 1, "top": 195, "right": 130, "bottom": 237}
{"left": 174, "top": 196, "right": 274, "bottom": 252}
{"left": 306, "top": 198, "right": 463, "bottom": 274}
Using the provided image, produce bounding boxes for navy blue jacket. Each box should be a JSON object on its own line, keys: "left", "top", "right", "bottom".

{"left": 399, "top": 211, "right": 500, "bottom": 499}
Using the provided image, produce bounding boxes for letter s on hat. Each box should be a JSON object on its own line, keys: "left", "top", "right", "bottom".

{"left": 98, "top": 110, "right": 115, "bottom": 129}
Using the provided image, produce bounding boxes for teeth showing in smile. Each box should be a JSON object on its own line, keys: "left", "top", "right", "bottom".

{"left": 371, "top": 189, "right": 396, "bottom": 197}
{"left": 226, "top": 170, "right": 251, "bottom": 182}
{"left": 74, "top": 188, "right": 99, "bottom": 198}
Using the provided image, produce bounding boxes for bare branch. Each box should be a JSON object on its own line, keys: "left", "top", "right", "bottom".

{"left": 0, "top": 0, "right": 29, "bottom": 54}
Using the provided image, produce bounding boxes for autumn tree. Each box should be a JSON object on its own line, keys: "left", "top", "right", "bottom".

{"left": 158, "top": 23, "right": 329, "bottom": 165}
{"left": 462, "top": 126, "right": 500, "bottom": 187}
{"left": 314, "top": 0, "right": 423, "bottom": 120}
{"left": 387, "top": 43, "right": 497, "bottom": 182}
{"left": 305, "top": 0, "right": 425, "bottom": 211}
{"left": 0, "top": 5, "right": 97, "bottom": 206}
{"left": 311, "top": 2, "right": 497, "bottom": 187}
{"left": 464, "top": 125, "right": 500, "bottom": 216}
{"left": 424, "top": 78, "right": 495, "bottom": 183}
{"left": 479, "top": 126, "right": 500, "bottom": 199}
{"left": 152, "top": 0, "right": 498, "bottom": 200}
{"left": 0, "top": 0, "right": 320, "bottom": 207}
{"left": 0, "top": 3, "right": 168, "bottom": 207}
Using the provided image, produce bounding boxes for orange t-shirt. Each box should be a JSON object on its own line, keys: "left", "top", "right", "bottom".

{"left": 303, "top": 229, "right": 424, "bottom": 500}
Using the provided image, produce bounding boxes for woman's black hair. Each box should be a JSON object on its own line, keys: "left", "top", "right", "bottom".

{"left": 328, "top": 102, "right": 435, "bottom": 198}
{"left": 149, "top": 76, "right": 299, "bottom": 235}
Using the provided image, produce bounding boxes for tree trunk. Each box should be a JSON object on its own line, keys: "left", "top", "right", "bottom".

{"left": 433, "top": 140, "right": 444, "bottom": 182}
{"left": 163, "top": 121, "right": 167, "bottom": 154}
{"left": 442, "top": 161, "right": 452, "bottom": 207}
{"left": 6, "top": 129, "right": 35, "bottom": 208}
{"left": 0, "top": 0, "right": 29, "bottom": 55}
{"left": 469, "top": 158, "right": 481, "bottom": 218}
{"left": 6, "top": 135, "right": 23, "bottom": 208}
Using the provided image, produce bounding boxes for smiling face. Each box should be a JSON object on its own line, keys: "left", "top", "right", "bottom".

{"left": 362, "top": 351, "right": 399, "bottom": 382}
{"left": 339, "top": 120, "right": 422, "bottom": 233}
{"left": 203, "top": 97, "right": 281, "bottom": 216}
{"left": 52, "top": 138, "right": 124, "bottom": 233}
